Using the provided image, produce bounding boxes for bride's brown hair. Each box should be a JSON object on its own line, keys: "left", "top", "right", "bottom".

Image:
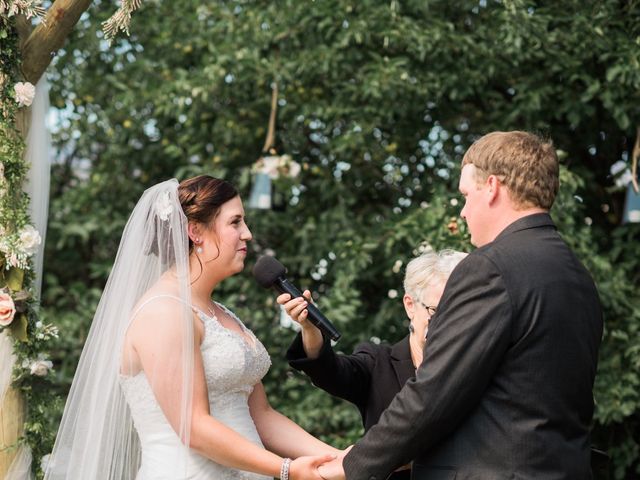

{"left": 178, "top": 175, "right": 239, "bottom": 253}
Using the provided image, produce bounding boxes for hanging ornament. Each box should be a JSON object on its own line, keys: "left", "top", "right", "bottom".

{"left": 248, "top": 83, "right": 301, "bottom": 210}
{"left": 249, "top": 82, "right": 279, "bottom": 210}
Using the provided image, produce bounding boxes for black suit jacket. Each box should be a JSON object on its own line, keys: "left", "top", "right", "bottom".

{"left": 287, "top": 334, "right": 416, "bottom": 480}
{"left": 343, "top": 213, "right": 603, "bottom": 480}
{"left": 287, "top": 333, "right": 416, "bottom": 431}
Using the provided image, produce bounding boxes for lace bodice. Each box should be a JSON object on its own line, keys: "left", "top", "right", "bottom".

{"left": 201, "top": 303, "right": 271, "bottom": 408}
{"left": 120, "top": 302, "right": 272, "bottom": 480}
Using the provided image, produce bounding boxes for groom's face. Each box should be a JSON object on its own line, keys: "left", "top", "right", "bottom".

{"left": 459, "top": 164, "right": 491, "bottom": 247}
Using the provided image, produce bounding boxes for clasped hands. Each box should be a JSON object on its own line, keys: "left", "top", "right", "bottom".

{"left": 290, "top": 448, "right": 348, "bottom": 480}
{"left": 317, "top": 452, "right": 347, "bottom": 480}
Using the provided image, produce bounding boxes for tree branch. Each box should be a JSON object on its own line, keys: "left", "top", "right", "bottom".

{"left": 14, "top": 14, "right": 33, "bottom": 51}
{"left": 20, "top": 0, "right": 93, "bottom": 84}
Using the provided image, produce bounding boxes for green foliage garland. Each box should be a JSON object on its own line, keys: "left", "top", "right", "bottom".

{"left": 1, "top": 8, "right": 60, "bottom": 479}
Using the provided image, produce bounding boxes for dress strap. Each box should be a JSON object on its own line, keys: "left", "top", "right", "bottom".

{"left": 130, "top": 294, "right": 193, "bottom": 320}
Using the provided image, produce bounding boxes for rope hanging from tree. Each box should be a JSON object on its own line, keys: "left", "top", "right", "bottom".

{"left": 262, "top": 82, "right": 278, "bottom": 155}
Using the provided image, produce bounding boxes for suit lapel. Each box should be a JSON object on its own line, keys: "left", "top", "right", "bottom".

{"left": 390, "top": 335, "right": 416, "bottom": 389}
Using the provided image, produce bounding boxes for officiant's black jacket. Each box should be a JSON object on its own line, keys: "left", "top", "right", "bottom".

{"left": 342, "top": 213, "right": 603, "bottom": 480}
{"left": 287, "top": 333, "right": 415, "bottom": 480}
{"left": 287, "top": 333, "right": 415, "bottom": 430}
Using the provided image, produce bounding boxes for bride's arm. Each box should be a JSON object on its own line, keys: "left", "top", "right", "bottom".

{"left": 130, "top": 301, "right": 332, "bottom": 480}
{"left": 249, "top": 382, "right": 341, "bottom": 458}
{"left": 190, "top": 372, "right": 334, "bottom": 479}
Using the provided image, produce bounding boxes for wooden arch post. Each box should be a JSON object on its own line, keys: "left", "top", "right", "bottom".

{"left": 0, "top": 1, "right": 91, "bottom": 476}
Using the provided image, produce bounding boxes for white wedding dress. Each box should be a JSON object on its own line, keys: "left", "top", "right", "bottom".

{"left": 120, "top": 302, "right": 273, "bottom": 480}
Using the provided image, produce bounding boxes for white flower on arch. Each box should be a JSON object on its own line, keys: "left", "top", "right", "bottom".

{"left": 14, "top": 81, "right": 36, "bottom": 107}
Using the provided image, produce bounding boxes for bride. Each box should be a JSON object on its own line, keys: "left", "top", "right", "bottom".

{"left": 45, "top": 176, "right": 338, "bottom": 480}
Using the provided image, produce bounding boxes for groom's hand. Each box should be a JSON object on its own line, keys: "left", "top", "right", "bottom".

{"left": 290, "top": 454, "right": 336, "bottom": 480}
{"left": 317, "top": 456, "right": 346, "bottom": 480}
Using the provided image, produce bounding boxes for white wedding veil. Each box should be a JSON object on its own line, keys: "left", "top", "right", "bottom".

{"left": 45, "top": 179, "right": 194, "bottom": 479}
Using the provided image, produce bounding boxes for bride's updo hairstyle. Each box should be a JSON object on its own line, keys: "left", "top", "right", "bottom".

{"left": 178, "top": 175, "right": 239, "bottom": 252}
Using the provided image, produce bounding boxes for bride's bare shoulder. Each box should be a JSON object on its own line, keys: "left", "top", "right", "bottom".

{"left": 130, "top": 291, "right": 186, "bottom": 329}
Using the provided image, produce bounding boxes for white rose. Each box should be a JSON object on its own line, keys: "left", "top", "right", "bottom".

{"left": 30, "top": 359, "right": 53, "bottom": 376}
{"left": 19, "top": 225, "right": 41, "bottom": 255}
{"left": 14, "top": 82, "right": 36, "bottom": 107}
{"left": 155, "top": 191, "right": 173, "bottom": 221}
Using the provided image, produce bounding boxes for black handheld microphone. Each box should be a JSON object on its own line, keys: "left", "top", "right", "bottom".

{"left": 253, "top": 255, "right": 341, "bottom": 341}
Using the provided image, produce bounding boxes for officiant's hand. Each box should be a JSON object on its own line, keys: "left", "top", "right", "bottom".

{"left": 290, "top": 453, "right": 336, "bottom": 480}
{"left": 277, "top": 290, "right": 323, "bottom": 359}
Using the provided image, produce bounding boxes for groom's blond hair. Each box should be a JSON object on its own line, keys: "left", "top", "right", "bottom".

{"left": 462, "top": 131, "right": 559, "bottom": 210}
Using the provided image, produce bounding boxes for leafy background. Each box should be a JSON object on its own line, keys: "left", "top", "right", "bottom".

{"left": 36, "top": 0, "right": 640, "bottom": 478}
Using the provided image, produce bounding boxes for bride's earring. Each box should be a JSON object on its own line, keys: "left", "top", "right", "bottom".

{"left": 195, "top": 239, "right": 203, "bottom": 254}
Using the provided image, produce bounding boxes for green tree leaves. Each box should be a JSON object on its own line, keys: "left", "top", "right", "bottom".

{"left": 45, "top": 1, "right": 640, "bottom": 477}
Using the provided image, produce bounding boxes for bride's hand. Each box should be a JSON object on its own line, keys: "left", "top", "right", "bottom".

{"left": 289, "top": 454, "right": 337, "bottom": 480}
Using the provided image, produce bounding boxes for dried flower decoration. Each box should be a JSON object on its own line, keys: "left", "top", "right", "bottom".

{"left": 102, "top": 0, "right": 143, "bottom": 41}
{"left": 1, "top": 0, "right": 45, "bottom": 19}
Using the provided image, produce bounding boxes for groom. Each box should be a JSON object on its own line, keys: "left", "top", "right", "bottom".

{"left": 321, "top": 131, "right": 603, "bottom": 479}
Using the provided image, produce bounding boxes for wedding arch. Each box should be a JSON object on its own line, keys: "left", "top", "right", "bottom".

{"left": 0, "top": 2, "right": 141, "bottom": 477}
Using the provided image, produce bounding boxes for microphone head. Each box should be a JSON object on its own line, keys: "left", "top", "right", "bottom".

{"left": 253, "top": 255, "right": 287, "bottom": 288}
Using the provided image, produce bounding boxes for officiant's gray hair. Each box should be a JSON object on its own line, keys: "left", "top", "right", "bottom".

{"left": 403, "top": 249, "right": 467, "bottom": 298}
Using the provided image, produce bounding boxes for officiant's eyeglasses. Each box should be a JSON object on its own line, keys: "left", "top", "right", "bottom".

{"left": 417, "top": 301, "right": 437, "bottom": 317}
